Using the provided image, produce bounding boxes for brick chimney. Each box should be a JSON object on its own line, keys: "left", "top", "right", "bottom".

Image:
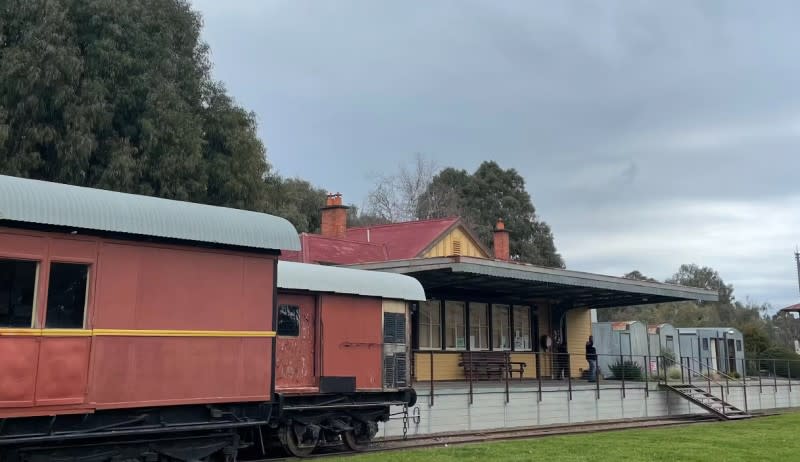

{"left": 320, "top": 193, "right": 348, "bottom": 238}
{"left": 493, "top": 219, "right": 510, "bottom": 261}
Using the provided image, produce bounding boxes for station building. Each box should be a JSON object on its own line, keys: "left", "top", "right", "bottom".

{"left": 282, "top": 194, "right": 716, "bottom": 383}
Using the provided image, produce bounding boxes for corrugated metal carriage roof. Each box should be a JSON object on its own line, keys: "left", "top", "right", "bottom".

{"left": 0, "top": 175, "right": 300, "bottom": 251}
{"left": 278, "top": 261, "right": 426, "bottom": 301}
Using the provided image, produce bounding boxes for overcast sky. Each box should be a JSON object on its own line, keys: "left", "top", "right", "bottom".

{"left": 191, "top": 1, "right": 800, "bottom": 310}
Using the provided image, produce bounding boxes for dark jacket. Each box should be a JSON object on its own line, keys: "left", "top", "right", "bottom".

{"left": 586, "top": 343, "right": 597, "bottom": 361}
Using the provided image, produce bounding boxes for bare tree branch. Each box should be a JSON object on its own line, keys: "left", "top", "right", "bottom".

{"left": 365, "top": 153, "right": 439, "bottom": 222}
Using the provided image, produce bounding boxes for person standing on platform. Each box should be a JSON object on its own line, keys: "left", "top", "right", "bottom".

{"left": 586, "top": 335, "right": 598, "bottom": 382}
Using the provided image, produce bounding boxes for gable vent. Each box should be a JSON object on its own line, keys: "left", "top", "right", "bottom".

{"left": 452, "top": 240, "right": 462, "bottom": 255}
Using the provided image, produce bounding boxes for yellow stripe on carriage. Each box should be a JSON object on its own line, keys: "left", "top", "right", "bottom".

{"left": 0, "top": 328, "right": 276, "bottom": 338}
{"left": 92, "top": 329, "right": 277, "bottom": 337}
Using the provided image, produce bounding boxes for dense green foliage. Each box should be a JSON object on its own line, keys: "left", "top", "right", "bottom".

{"left": 0, "top": 0, "right": 328, "bottom": 233}
{"left": 332, "top": 413, "right": 800, "bottom": 462}
{"left": 752, "top": 347, "right": 800, "bottom": 379}
{"left": 417, "top": 161, "right": 564, "bottom": 268}
{"left": 599, "top": 264, "right": 800, "bottom": 355}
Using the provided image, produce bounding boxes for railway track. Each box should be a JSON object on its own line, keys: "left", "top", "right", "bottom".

{"left": 251, "top": 414, "right": 722, "bottom": 461}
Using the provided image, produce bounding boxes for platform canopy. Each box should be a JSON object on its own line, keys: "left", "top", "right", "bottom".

{"left": 278, "top": 261, "right": 426, "bottom": 301}
{"left": 346, "top": 256, "right": 718, "bottom": 308}
{"left": 0, "top": 174, "right": 300, "bottom": 251}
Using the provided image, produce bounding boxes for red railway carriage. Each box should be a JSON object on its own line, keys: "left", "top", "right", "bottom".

{"left": 0, "top": 175, "right": 421, "bottom": 461}
{"left": 0, "top": 175, "right": 299, "bottom": 461}
{"left": 273, "top": 261, "right": 423, "bottom": 456}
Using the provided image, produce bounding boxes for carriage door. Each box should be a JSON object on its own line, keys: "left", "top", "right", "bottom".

{"left": 276, "top": 294, "right": 316, "bottom": 389}
{"left": 382, "top": 300, "right": 408, "bottom": 389}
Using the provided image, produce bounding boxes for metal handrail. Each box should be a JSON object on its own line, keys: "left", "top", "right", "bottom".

{"left": 682, "top": 356, "right": 743, "bottom": 385}
{"left": 664, "top": 359, "right": 734, "bottom": 416}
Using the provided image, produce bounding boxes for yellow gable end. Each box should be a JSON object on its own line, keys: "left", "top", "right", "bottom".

{"left": 422, "top": 226, "right": 489, "bottom": 258}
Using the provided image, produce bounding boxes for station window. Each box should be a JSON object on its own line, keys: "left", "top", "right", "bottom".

{"left": 469, "top": 303, "right": 489, "bottom": 350}
{"left": 702, "top": 338, "right": 709, "bottom": 351}
{"left": 418, "top": 300, "right": 441, "bottom": 349}
{"left": 0, "top": 259, "right": 38, "bottom": 328}
{"left": 45, "top": 263, "right": 89, "bottom": 329}
{"left": 736, "top": 340, "right": 742, "bottom": 352}
{"left": 513, "top": 306, "right": 532, "bottom": 350}
{"left": 445, "top": 301, "right": 466, "bottom": 350}
{"left": 277, "top": 305, "right": 300, "bottom": 336}
{"left": 492, "top": 304, "right": 511, "bottom": 350}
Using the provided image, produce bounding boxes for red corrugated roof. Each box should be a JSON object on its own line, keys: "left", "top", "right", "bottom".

{"left": 780, "top": 303, "right": 800, "bottom": 313}
{"left": 344, "top": 217, "right": 461, "bottom": 260}
{"left": 280, "top": 233, "right": 389, "bottom": 265}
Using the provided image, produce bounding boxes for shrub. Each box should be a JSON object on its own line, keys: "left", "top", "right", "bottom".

{"left": 730, "top": 371, "right": 741, "bottom": 379}
{"left": 668, "top": 366, "right": 682, "bottom": 381}
{"left": 662, "top": 349, "right": 677, "bottom": 365}
{"left": 608, "top": 360, "right": 644, "bottom": 381}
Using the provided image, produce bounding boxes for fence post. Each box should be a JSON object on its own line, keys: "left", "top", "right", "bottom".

{"left": 566, "top": 353, "right": 573, "bottom": 401}
{"left": 504, "top": 352, "right": 510, "bottom": 404}
{"left": 429, "top": 350, "right": 435, "bottom": 407}
{"left": 621, "top": 355, "right": 626, "bottom": 399}
{"left": 788, "top": 360, "right": 792, "bottom": 393}
{"left": 725, "top": 366, "right": 729, "bottom": 393}
{"left": 644, "top": 355, "right": 649, "bottom": 398}
{"left": 596, "top": 358, "right": 601, "bottom": 400}
{"left": 468, "top": 350, "right": 473, "bottom": 405}
{"left": 743, "top": 374, "right": 749, "bottom": 414}
{"left": 773, "top": 359, "right": 778, "bottom": 393}
{"left": 757, "top": 359, "right": 763, "bottom": 394}
{"left": 655, "top": 355, "right": 661, "bottom": 385}
{"left": 688, "top": 357, "right": 693, "bottom": 386}
{"left": 537, "top": 351, "right": 543, "bottom": 402}
{"left": 680, "top": 357, "right": 685, "bottom": 384}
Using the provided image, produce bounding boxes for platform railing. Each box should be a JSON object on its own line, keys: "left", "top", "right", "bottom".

{"left": 410, "top": 349, "right": 800, "bottom": 408}
{"left": 412, "top": 350, "right": 655, "bottom": 405}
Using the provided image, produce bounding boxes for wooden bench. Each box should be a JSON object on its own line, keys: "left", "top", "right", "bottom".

{"left": 459, "top": 351, "right": 527, "bottom": 380}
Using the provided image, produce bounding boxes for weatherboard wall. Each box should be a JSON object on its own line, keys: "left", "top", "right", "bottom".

{"left": 421, "top": 226, "right": 488, "bottom": 258}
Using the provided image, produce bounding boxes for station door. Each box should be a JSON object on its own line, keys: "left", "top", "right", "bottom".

{"left": 276, "top": 294, "right": 316, "bottom": 389}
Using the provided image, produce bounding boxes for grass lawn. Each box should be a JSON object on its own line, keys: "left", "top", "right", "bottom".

{"left": 333, "top": 412, "right": 800, "bottom": 462}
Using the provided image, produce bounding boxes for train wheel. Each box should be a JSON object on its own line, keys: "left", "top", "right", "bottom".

{"left": 278, "top": 424, "right": 317, "bottom": 458}
{"left": 342, "top": 421, "right": 377, "bottom": 452}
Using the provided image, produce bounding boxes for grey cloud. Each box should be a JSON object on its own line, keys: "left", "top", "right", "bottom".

{"left": 191, "top": 0, "right": 800, "bottom": 310}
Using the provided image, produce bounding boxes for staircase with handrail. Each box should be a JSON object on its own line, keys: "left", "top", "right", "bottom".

{"left": 659, "top": 357, "right": 751, "bottom": 421}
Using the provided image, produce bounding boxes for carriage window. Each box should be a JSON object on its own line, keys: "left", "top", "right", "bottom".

{"left": 665, "top": 335, "right": 675, "bottom": 354}
{"left": 45, "top": 263, "right": 89, "bottom": 328}
{"left": 702, "top": 338, "right": 709, "bottom": 350}
{"left": 418, "top": 300, "right": 441, "bottom": 349}
{"left": 277, "top": 305, "right": 300, "bottom": 337}
{"left": 0, "top": 259, "right": 38, "bottom": 328}
{"left": 469, "top": 303, "right": 489, "bottom": 350}
{"left": 736, "top": 340, "right": 742, "bottom": 352}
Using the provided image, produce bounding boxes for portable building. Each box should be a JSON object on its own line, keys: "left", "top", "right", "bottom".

{"left": 647, "top": 323, "right": 681, "bottom": 361}
{"left": 592, "top": 321, "right": 649, "bottom": 379}
{"left": 677, "top": 327, "right": 745, "bottom": 375}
